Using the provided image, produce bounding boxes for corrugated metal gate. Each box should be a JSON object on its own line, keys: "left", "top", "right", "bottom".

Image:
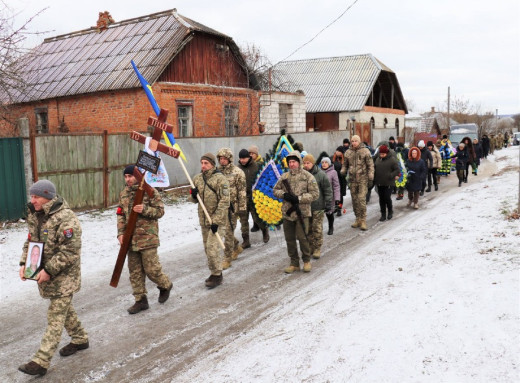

{"left": 0, "top": 138, "right": 27, "bottom": 220}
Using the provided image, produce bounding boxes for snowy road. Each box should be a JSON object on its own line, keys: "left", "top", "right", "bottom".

{"left": 1, "top": 147, "right": 518, "bottom": 382}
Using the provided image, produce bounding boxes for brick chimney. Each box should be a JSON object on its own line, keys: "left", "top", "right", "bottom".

{"left": 96, "top": 11, "right": 115, "bottom": 32}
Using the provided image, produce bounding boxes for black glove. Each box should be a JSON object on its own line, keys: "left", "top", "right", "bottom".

{"left": 283, "top": 193, "right": 299, "bottom": 204}
{"left": 190, "top": 187, "right": 199, "bottom": 200}
{"left": 210, "top": 224, "right": 218, "bottom": 234}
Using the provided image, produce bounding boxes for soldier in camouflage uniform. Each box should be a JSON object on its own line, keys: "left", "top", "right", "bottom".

{"left": 217, "top": 148, "right": 247, "bottom": 269}
{"left": 18, "top": 180, "right": 89, "bottom": 376}
{"left": 237, "top": 149, "right": 270, "bottom": 246}
{"left": 190, "top": 152, "right": 230, "bottom": 288}
{"left": 273, "top": 151, "right": 319, "bottom": 273}
{"left": 341, "top": 135, "right": 374, "bottom": 231}
{"left": 117, "top": 165, "right": 172, "bottom": 315}
{"left": 302, "top": 154, "right": 332, "bottom": 260}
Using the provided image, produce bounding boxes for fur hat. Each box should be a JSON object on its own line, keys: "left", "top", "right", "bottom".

{"left": 29, "top": 180, "right": 56, "bottom": 200}
{"left": 351, "top": 135, "right": 361, "bottom": 143}
{"left": 248, "top": 145, "right": 259, "bottom": 155}
{"left": 239, "top": 149, "right": 250, "bottom": 159}
{"left": 201, "top": 152, "right": 216, "bottom": 166}
{"left": 302, "top": 154, "right": 315, "bottom": 164}
{"left": 427, "top": 140, "right": 434, "bottom": 147}
{"left": 379, "top": 145, "right": 389, "bottom": 154}
{"left": 123, "top": 165, "right": 135, "bottom": 175}
{"left": 418, "top": 140, "right": 425, "bottom": 148}
{"left": 321, "top": 157, "right": 332, "bottom": 166}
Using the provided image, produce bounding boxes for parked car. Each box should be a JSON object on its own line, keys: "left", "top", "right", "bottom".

{"left": 513, "top": 132, "right": 520, "bottom": 146}
{"left": 449, "top": 123, "right": 479, "bottom": 147}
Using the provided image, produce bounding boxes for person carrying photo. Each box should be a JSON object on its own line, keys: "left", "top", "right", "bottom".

{"left": 24, "top": 244, "right": 41, "bottom": 279}
{"left": 18, "top": 180, "right": 89, "bottom": 376}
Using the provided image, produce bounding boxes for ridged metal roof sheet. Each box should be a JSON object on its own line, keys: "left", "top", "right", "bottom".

{"left": 11, "top": 9, "right": 229, "bottom": 103}
{"left": 272, "top": 54, "right": 385, "bottom": 113}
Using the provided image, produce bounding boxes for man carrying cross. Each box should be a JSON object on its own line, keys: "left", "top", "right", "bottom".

{"left": 117, "top": 165, "right": 172, "bottom": 314}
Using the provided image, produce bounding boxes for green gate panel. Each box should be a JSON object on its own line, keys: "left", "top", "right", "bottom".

{"left": 0, "top": 138, "right": 27, "bottom": 221}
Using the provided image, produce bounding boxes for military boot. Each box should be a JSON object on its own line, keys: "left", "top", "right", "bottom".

{"left": 205, "top": 274, "right": 223, "bottom": 289}
{"left": 251, "top": 222, "right": 260, "bottom": 232}
{"left": 284, "top": 265, "right": 300, "bottom": 274}
{"left": 359, "top": 220, "right": 367, "bottom": 231}
{"left": 241, "top": 234, "right": 251, "bottom": 249}
{"left": 312, "top": 250, "right": 321, "bottom": 259}
{"left": 158, "top": 283, "right": 173, "bottom": 303}
{"left": 351, "top": 219, "right": 361, "bottom": 228}
{"left": 232, "top": 245, "right": 243, "bottom": 260}
{"left": 222, "top": 259, "right": 232, "bottom": 270}
{"left": 59, "top": 341, "right": 90, "bottom": 357}
{"left": 127, "top": 296, "right": 149, "bottom": 314}
{"left": 262, "top": 228, "right": 270, "bottom": 243}
{"left": 303, "top": 262, "right": 312, "bottom": 272}
{"left": 18, "top": 361, "right": 47, "bottom": 376}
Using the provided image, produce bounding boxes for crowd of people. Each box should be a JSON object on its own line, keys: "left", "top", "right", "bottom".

{"left": 16, "top": 132, "right": 503, "bottom": 376}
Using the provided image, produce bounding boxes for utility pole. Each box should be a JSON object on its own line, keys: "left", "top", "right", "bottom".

{"left": 447, "top": 86, "right": 450, "bottom": 134}
{"left": 495, "top": 109, "right": 498, "bottom": 134}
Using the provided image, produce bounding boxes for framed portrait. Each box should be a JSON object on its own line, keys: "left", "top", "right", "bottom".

{"left": 24, "top": 241, "right": 44, "bottom": 280}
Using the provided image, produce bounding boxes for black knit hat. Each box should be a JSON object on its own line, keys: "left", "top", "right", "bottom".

{"left": 389, "top": 136, "right": 395, "bottom": 141}
{"left": 124, "top": 165, "right": 135, "bottom": 175}
{"left": 239, "top": 149, "right": 250, "bottom": 159}
{"left": 427, "top": 140, "right": 434, "bottom": 147}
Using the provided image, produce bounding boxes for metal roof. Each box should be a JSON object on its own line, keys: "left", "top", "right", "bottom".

{"left": 10, "top": 9, "right": 234, "bottom": 103}
{"left": 271, "top": 54, "right": 406, "bottom": 113}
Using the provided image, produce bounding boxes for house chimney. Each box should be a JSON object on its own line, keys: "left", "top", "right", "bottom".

{"left": 431, "top": 106, "right": 435, "bottom": 113}
{"left": 96, "top": 11, "right": 115, "bottom": 32}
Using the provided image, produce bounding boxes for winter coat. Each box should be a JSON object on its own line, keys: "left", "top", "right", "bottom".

{"left": 238, "top": 157, "right": 259, "bottom": 198}
{"left": 21, "top": 196, "right": 82, "bottom": 298}
{"left": 340, "top": 143, "right": 374, "bottom": 184}
{"left": 332, "top": 152, "right": 347, "bottom": 196}
{"left": 273, "top": 151, "right": 319, "bottom": 220}
{"left": 406, "top": 148, "right": 427, "bottom": 192}
{"left": 429, "top": 146, "right": 442, "bottom": 169}
{"left": 461, "top": 137, "right": 476, "bottom": 162}
{"left": 323, "top": 165, "right": 340, "bottom": 202}
{"left": 455, "top": 147, "right": 470, "bottom": 170}
{"left": 117, "top": 184, "right": 164, "bottom": 251}
{"left": 420, "top": 147, "right": 434, "bottom": 169}
{"left": 473, "top": 143, "right": 483, "bottom": 165}
{"left": 308, "top": 165, "right": 333, "bottom": 212}
{"left": 374, "top": 152, "right": 400, "bottom": 187}
{"left": 191, "top": 168, "right": 230, "bottom": 227}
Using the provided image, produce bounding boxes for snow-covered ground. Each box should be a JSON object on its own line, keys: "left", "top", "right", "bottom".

{"left": 0, "top": 146, "right": 518, "bottom": 382}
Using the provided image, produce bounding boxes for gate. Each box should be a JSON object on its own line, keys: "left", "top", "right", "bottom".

{"left": 0, "top": 138, "right": 27, "bottom": 220}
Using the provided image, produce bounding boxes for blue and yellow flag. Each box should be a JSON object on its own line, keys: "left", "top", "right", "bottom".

{"left": 131, "top": 60, "right": 187, "bottom": 162}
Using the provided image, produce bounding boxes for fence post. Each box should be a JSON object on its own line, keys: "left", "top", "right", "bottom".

{"left": 103, "top": 130, "right": 109, "bottom": 208}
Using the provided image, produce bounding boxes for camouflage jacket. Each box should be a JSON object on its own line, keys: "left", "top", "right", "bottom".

{"left": 191, "top": 168, "right": 230, "bottom": 227}
{"left": 218, "top": 163, "right": 247, "bottom": 213}
{"left": 273, "top": 165, "right": 319, "bottom": 220}
{"left": 117, "top": 184, "right": 164, "bottom": 251}
{"left": 20, "top": 196, "right": 82, "bottom": 299}
{"left": 340, "top": 144, "right": 375, "bottom": 183}
{"left": 238, "top": 158, "right": 259, "bottom": 199}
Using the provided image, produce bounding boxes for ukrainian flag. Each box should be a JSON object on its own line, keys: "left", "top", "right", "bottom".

{"left": 131, "top": 60, "right": 187, "bottom": 162}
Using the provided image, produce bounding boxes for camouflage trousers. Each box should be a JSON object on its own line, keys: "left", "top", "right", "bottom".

{"left": 282, "top": 217, "right": 311, "bottom": 266}
{"left": 224, "top": 212, "right": 240, "bottom": 262}
{"left": 238, "top": 198, "right": 266, "bottom": 236}
{"left": 33, "top": 295, "right": 88, "bottom": 369}
{"left": 308, "top": 210, "right": 324, "bottom": 255}
{"left": 349, "top": 182, "right": 368, "bottom": 220}
{"left": 128, "top": 248, "right": 171, "bottom": 301}
{"left": 201, "top": 225, "right": 226, "bottom": 275}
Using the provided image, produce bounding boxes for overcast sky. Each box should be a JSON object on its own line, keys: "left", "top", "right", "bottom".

{"left": 11, "top": 0, "right": 520, "bottom": 115}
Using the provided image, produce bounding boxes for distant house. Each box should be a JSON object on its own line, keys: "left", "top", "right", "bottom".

{"left": 269, "top": 54, "right": 408, "bottom": 145}
{"left": 1, "top": 9, "right": 260, "bottom": 137}
{"left": 404, "top": 107, "right": 460, "bottom": 144}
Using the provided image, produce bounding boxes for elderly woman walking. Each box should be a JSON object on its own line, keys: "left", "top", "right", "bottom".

{"left": 321, "top": 157, "right": 340, "bottom": 234}
{"left": 406, "top": 147, "right": 427, "bottom": 209}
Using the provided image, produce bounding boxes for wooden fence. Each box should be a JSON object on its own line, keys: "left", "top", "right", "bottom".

{"left": 32, "top": 131, "right": 144, "bottom": 210}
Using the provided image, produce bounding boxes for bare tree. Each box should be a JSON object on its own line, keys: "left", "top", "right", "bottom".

{"left": 239, "top": 42, "right": 272, "bottom": 91}
{"left": 0, "top": 3, "right": 47, "bottom": 133}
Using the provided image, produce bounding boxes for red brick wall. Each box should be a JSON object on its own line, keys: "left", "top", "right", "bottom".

{"left": 0, "top": 84, "right": 260, "bottom": 137}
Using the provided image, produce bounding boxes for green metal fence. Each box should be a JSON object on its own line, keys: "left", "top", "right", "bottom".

{"left": 0, "top": 138, "right": 27, "bottom": 220}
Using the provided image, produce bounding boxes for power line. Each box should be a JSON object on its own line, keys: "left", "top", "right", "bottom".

{"left": 274, "top": 0, "right": 361, "bottom": 66}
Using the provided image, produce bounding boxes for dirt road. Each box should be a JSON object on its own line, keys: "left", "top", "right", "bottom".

{"left": 1, "top": 159, "right": 499, "bottom": 383}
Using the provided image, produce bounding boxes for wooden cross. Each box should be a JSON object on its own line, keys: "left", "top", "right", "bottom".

{"left": 110, "top": 108, "right": 179, "bottom": 288}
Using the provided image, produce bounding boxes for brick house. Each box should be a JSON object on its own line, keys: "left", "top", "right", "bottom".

{"left": 270, "top": 54, "right": 408, "bottom": 145}
{"left": 1, "top": 9, "right": 260, "bottom": 137}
